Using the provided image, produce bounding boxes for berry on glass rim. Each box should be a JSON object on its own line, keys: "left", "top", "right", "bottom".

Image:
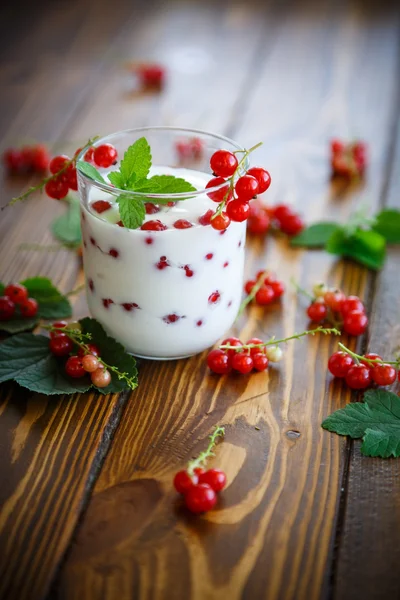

{"left": 185, "top": 484, "right": 217, "bottom": 514}
{"left": 246, "top": 167, "right": 271, "bottom": 193}
{"left": 205, "top": 177, "right": 231, "bottom": 203}
{"left": 198, "top": 469, "right": 227, "bottom": 492}
{"left": 234, "top": 175, "right": 259, "bottom": 201}
{"left": 371, "top": 363, "right": 397, "bottom": 386}
{"left": 345, "top": 364, "right": 371, "bottom": 389}
{"left": 210, "top": 150, "right": 238, "bottom": 178}
{"left": 211, "top": 213, "right": 230, "bottom": 231}
{"left": 91, "top": 367, "right": 112, "bottom": 388}
{"left": 4, "top": 283, "right": 28, "bottom": 304}
{"left": 0, "top": 296, "right": 15, "bottom": 320}
{"left": 93, "top": 144, "right": 118, "bottom": 168}
{"left": 140, "top": 220, "right": 168, "bottom": 231}
{"left": 173, "top": 470, "right": 198, "bottom": 494}
{"left": 20, "top": 297, "right": 38, "bottom": 318}
{"left": 84, "top": 147, "right": 94, "bottom": 162}
{"left": 226, "top": 199, "right": 250, "bottom": 222}
{"left": 207, "top": 349, "right": 230, "bottom": 374}
{"left": 45, "top": 177, "right": 69, "bottom": 200}
{"left": 65, "top": 355, "right": 86, "bottom": 378}
{"left": 49, "top": 334, "right": 74, "bottom": 357}
{"left": 328, "top": 351, "right": 354, "bottom": 378}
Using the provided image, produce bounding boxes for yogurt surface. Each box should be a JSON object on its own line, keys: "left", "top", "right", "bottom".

{"left": 80, "top": 167, "right": 246, "bottom": 359}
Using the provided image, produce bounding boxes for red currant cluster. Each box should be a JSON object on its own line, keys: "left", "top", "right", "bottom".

{"left": 328, "top": 346, "right": 399, "bottom": 390}
{"left": 3, "top": 144, "right": 50, "bottom": 174}
{"left": 0, "top": 283, "right": 38, "bottom": 321}
{"left": 247, "top": 201, "right": 304, "bottom": 236}
{"left": 48, "top": 321, "right": 111, "bottom": 387}
{"left": 305, "top": 283, "right": 368, "bottom": 336}
{"left": 173, "top": 426, "right": 226, "bottom": 514}
{"left": 244, "top": 271, "right": 285, "bottom": 306}
{"left": 330, "top": 139, "right": 367, "bottom": 178}
{"left": 44, "top": 143, "right": 117, "bottom": 200}
{"left": 207, "top": 337, "right": 283, "bottom": 375}
{"left": 175, "top": 137, "right": 204, "bottom": 162}
{"left": 205, "top": 149, "right": 271, "bottom": 232}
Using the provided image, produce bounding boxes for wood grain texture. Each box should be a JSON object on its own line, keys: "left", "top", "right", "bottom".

{"left": 56, "top": 2, "right": 400, "bottom": 600}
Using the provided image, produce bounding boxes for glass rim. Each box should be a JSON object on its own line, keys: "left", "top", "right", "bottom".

{"left": 76, "top": 126, "right": 247, "bottom": 198}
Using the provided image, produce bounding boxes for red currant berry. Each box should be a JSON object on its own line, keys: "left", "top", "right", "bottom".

{"left": 84, "top": 147, "right": 94, "bottom": 163}
{"left": 371, "top": 363, "right": 397, "bottom": 386}
{"left": 31, "top": 145, "right": 50, "bottom": 171}
{"left": 198, "top": 209, "right": 214, "bottom": 226}
{"left": 280, "top": 214, "right": 304, "bottom": 236}
{"left": 93, "top": 144, "right": 118, "bottom": 168}
{"left": 252, "top": 353, "right": 269, "bottom": 372}
{"left": 324, "top": 290, "right": 346, "bottom": 312}
{"left": 232, "top": 352, "right": 254, "bottom": 374}
{"left": 49, "top": 154, "right": 70, "bottom": 175}
{"left": 78, "top": 343, "right": 100, "bottom": 357}
{"left": 255, "top": 285, "right": 275, "bottom": 305}
{"left": 49, "top": 334, "right": 74, "bottom": 357}
{"left": 247, "top": 210, "right": 270, "bottom": 235}
{"left": 20, "top": 146, "right": 34, "bottom": 169}
{"left": 246, "top": 338, "right": 265, "bottom": 356}
{"left": 328, "top": 351, "right": 354, "bottom": 378}
{"left": 331, "top": 139, "right": 344, "bottom": 155}
{"left": 273, "top": 204, "right": 293, "bottom": 223}
{"left": 81, "top": 354, "right": 100, "bottom": 373}
{"left": 343, "top": 310, "right": 368, "bottom": 336}
{"left": 144, "top": 203, "right": 160, "bottom": 214}
{"left": 193, "top": 467, "right": 205, "bottom": 477}
{"left": 226, "top": 199, "right": 250, "bottom": 222}
{"left": 246, "top": 167, "right": 271, "bottom": 193}
{"left": 361, "top": 353, "right": 382, "bottom": 370}
{"left": 66, "top": 167, "right": 78, "bottom": 191}
{"left": 173, "top": 470, "right": 198, "bottom": 494}
{"left": 210, "top": 150, "right": 238, "bottom": 178}
{"left": 211, "top": 213, "right": 230, "bottom": 231}
{"left": 140, "top": 220, "right": 168, "bottom": 231}
{"left": 185, "top": 483, "right": 217, "bottom": 514}
{"left": 49, "top": 321, "right": 68, "bottom": 338}
{"left": 221, "top": 337, "right": 242, "bottom": 358}
{"left": 137, "top": 64, "right": 165, "bottom": 87}
{"left": 0, "top": 296, "right": 15, "bottom": 320}
{"left": 92, "top": 200, "right": 112, "bottom": 214}
{"left": 205, "top": 177, "right": 231, "bottom": 203}
{"left": 234, "top": 175, "right": 259, "bottom": 201}
{"left": 340, "top": 296, "right": 364, "bottom": 316}
{"left": 20, "top": 297, "right": 38, "bottom": 318}
{"left": 345, "top": 364, "right": 371, "bottom": 389}
{"left": 307, "top": 301, "right": 327, "bottom": 323}
{"left": 65, "top": 355, "right": 86, "bottom": 378}
{"left": 45, "top": 176, "right": 69, "bottom": 200}
{"left": 270, "top": 280, "right": 285, "bottom": 299}
{"left": 91, "top": 367, "right": 112, "bottom": 387}
{"left": 207, "top": 349, "right": 230, "bottom": 374}
{"left": 198, "top": 469, "right": 226, "bottom": 492}
{"left": 173, "top": 219, "right": 193, "bottom": 229}
{"left": 244, "top": 280, "right": 255, "bottom": 294}
{"left": 3, "top": 148, "right": 25, "bottom": 172}
{"left": 4, "top": 283, "right": 28, "bottom": 304}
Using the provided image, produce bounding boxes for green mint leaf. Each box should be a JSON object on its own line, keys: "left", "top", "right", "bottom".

{"left": 117, "top": 195, "right": 146, "bottom": 229}
{"left": 0, "top": 317, "right": 38, "bottom": 334}
{"left": 322, "top": 389, "right": 400, "bottom": 458}
{"left": 107, "top": 171, "right": 124, "bottom": 188}
{"left": 290, "top": 222, "right": 339, "bottom": 247}
{"left": 51, "top": 196, "right": 82, "bottom": 248}
{"left": 373, "top": 208, "right": 400, "bottom": 243}
{"left": 119, "top": 137, "right": 151, "bottom": 186}
{"left": 131, "top": 178, "right": 162, "bottom": 193}
{"left": 80, "top": 317, "right": 138, "bottom": 394}
{"left": 76, "top": 161, "right": 107, "bottom": 185}
{"left": 326, "top": 227, "right": 386, "bottom": 270}
{"left": 143, "top": 175, "right": 196, "bottom": 204}
{"left": 0, "top": 333, "right": 92, "bottom": 395}
{"left": 21, "top": 277, "right": 72, "bottom": 320}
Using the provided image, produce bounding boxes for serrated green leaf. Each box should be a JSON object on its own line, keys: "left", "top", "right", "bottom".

{"left": 120, "top": 137, "right": 151, "bottom": 186}
{"left": 107, "top": 171, "right": 124, "bottom": 188}
{"left": 21, "top": 277, "right": 72, "bottom": 320}
{"left": 290, "top": 222, "right": 339, "bottom": 248}
{"left": 326, "top": 227, "right": 386, "bottom": 270}
{"left": 373, "top": 208, "right": 400, "bottom": 244}
{"left": 77, "top": 161, "right": 107, "bottom": 184}
{"left": 80, "top": 317, "right": 138, "bottom": 394}
{"left": 117, "top": 195, "right": 146, "bottom": 229}
{"left": 141, "top": 175, "right": 196, "bottom": 204}
{"left": 0, "top": 334, "right": 91, "bottom": 395}
{"left": 0, "top": 317, "right": 38, "bottom": 334}
{"left": 322, "top": 389, "right": 400, "bottom": 458}
{"left": 131, "top": 178, "right": 162, "bottom": 193}
{"left": 51, "top": 196, "right": 82, "bottom": 248}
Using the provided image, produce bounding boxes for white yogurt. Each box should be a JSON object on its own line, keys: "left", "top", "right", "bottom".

{"left": 80, "top": 167, "right": 246, "bottom": 359}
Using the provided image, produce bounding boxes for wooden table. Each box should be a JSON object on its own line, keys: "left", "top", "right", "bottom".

{"left": 1, "top": 1, "right": 399, "bottom": 598}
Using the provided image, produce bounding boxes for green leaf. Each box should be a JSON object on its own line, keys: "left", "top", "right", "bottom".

{"left": 51, "top": 196, "right": 82, "bottom": 248}
{"left": 322, "top": 389, "right": 400, "bottom": 458}
{"left": 131, "top": 178, "right": 162, "bottom": 193}
{"left": 107, "top": 171, "right": 125, "bottom": 188}
{"left": 0, "top": 318, "right": 38, "bottom": 334}
{"left": 76, "top": 161, "right": 107, "bottom": 184}
{"left": 141, "top": 175, "right": 196, "bottom": 204}
{"left": 21, "top": 277, "right": 72, "bottom": 320}
{"left": 326, "top": 227, "right": 386, "bottom": 270}
{"left": 119, "top": 137, "right": 151, "bottom": 186}
{"left": 373, "top": 208, "right": 400, "bottom": 243}
{"left": 80, "top": 317, "right": 138, "bottom": 394}
{"left": 0, "top": 334, "right": 92, "bottom": 395}
{"left": 117, "top": 195, "right": 146, "bottom": 229}
{"left": 290, "top": 222, "right": 339, "bottom": 247}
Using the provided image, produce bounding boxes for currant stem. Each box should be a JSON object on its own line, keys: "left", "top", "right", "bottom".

{"left": 338, "top": 342, "right": 400, "bottom": 368}
{"left": 5, "top": 136, "right": 99, "bottom": 209}
{"left": 237, "top": 269, "right": 269, "bottom": 317}
{"left": 66, "top": 284, "right": 86, "bottom": 297}
{"left": 220, "top": 327, "right": 340, "bottom": 352}
{"left": 187, "top": 426, "right": 225, "bottom": 477}
{"left": 291, "top": 278, "right": 314, "bottom": 301}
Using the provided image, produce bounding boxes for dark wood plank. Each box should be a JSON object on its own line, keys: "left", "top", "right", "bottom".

{"left": 57, "top": 2, "right": 400, "bottom": 599}
{"left": 333, "top": 91, "right": 400, "bottom": 599}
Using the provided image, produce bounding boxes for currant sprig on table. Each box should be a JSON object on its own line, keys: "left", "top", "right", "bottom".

{"left": 241, "top": 270, "right": 285, "bottom": 312}
{"left": 173, "top": 426, "right": 226, "bottom": 514}
{"left": 207, "top": 326, "right": 340, "bottom": 375}
{"left": 247, "top": 200, "right": 305, "bottom": 237}
{"left": 328, "top": 342, "right": 400, "bottom": 390}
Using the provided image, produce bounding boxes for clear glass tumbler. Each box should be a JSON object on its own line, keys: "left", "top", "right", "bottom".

{"left": 77, "top": 127, "right": 247, "bottom": 359}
